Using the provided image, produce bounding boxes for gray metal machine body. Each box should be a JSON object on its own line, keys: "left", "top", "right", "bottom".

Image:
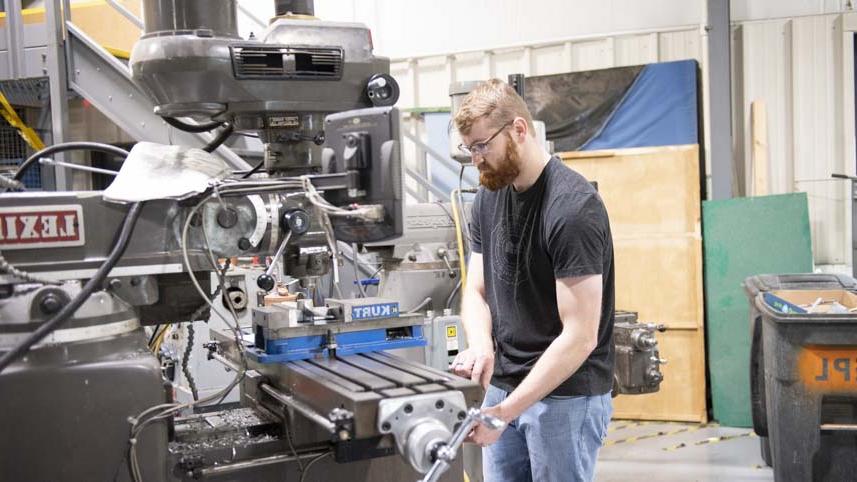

{"left": 131, "top": 0, "right": 397, "bottom": 173}
{"left": 0, "top": 2, "right": 474, "bottom": 481}
{"left": 612, "top": 310, "right": 667, "bottom": 395}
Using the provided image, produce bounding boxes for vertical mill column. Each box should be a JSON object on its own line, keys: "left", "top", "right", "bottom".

{"left": 142, "top": 0, "right": 239, "bottom": 37}
{"left": 274, "top": 0, "right": 315, "bottom": 16}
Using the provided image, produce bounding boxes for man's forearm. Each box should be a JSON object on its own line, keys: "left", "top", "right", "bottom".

{"left": 460, "top": 287, "right": 493, "bottom": 350}
{"left": 497, "top": 327, "right": 596, "bottom": 420}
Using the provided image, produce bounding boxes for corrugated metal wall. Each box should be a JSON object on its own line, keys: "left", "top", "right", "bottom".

{"left": 734, "top": 14, "right": 856, "bottom": 266}
{"left": 391, "top": 13, "right": 857, "bottom": 267}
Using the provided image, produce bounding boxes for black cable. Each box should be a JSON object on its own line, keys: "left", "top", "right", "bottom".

{"left": 182, "top": 323, "right": 199, "bottom": 401}
{"left": 240, "top": 160, "right": 265, "bottom": 179}
{"left": 13, "top": 142, "right": 130, "bottom": 182}
{"left": 203, "top": 122, "right": 234, "bottom": 153}
{"left": 0, "top": 202, "right": 144, "bottom": 374}
{"left": 163, "top": 116, "right": 223, "bottom": 133}
{"left": 446, "top": 279, "right": 462, "bottom": 311}
{"left": 147, "top": 324, "right": 162, "bottom": 346}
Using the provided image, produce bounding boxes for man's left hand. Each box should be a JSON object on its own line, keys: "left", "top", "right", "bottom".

{"left": 466, "top": 405, "right": 510, "bottom": 447}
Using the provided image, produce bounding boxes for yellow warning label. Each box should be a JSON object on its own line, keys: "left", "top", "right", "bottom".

{"left": 446, "top": 326, "right": 457, "bottom": 338}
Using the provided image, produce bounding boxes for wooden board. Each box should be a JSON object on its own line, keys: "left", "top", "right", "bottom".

{"left": 751, "top": 100, "right": 769, "bottom": 196}
{"left": 702, "top": 194, "right": 812, "bottom": 427}
{"left": 561, "top": 145, "right": 707, "bottom": 423}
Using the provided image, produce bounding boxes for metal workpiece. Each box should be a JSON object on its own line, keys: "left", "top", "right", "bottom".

{"left": 612, "top": 311, "right": 667, "bottom": 395}
{"left": 376, "top": 392, "right": 468, "bottom": 474}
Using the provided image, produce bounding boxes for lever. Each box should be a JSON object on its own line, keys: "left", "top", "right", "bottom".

{"left": 256, "top": 230, "right": 292, "bottom": 292}
{"left": 436, "top": 248, "right": 457, "bottom": 279}
{"left": 420, "top": 408, "right": 505, "bottom": 482}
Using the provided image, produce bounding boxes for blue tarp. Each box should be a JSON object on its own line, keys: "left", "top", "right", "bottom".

{"left": 581, "top": 60, "right": 698, "bottom": 150}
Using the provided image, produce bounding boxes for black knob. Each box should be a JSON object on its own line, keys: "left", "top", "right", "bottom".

{"left": 216, "top": 207, "right": 239, "bottom": 228}
{"left": 282, "top": 209, "right": 310, "bottom": 235}
{"left": 39, "top": 293, "right": 64, "bottom": 315}
{"left": 237, "top": 237, "right": 252, "bottom": 251}
{"left": 366, "top": 73, "right": 399, "bottom": 107}
{"left": 257, "top": 274, "right": 275, "bottom": 292}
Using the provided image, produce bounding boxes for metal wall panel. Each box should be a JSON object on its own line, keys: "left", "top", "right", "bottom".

{"left": 492, "top": 49, "right": 529, "bottom": 81}
{"left": 614, "top": 33, "right": 660, "bottom": 66}
{"left": 790, "top": 15, "right": 847, "bottom": 265}
{"left": 413, "top": 56, "right": 454, "bottom": 109}
{"left": 658, "top": 29, "right": 702, "bottom": 62}
{"left": 531, "top": 44, "right": 567, "bottom": 76}
{"left": 570, "top": 39, "right": 614, "bottom": 71}
{"left": 452, "top": 52, "right": 491, "bottom": 83}
{"left": 390, "top": 28, "right": 702, "bottom": 110}
{"left": 739, "top": 20, "right": 794, "bottom": 196}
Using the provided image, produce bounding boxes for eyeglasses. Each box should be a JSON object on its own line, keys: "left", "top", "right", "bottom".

{"left": 458, "top": 121, "right": 513, "bottom": 157}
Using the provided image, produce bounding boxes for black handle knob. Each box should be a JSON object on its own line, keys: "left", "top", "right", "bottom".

{"left": 282, "top": 209, "right": 310, "bottom": 235}
{"left": 257, "top": 273, "right": 275, "bottom": 292}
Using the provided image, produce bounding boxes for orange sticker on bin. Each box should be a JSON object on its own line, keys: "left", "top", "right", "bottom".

{"left": 798, "top": 346, "right": 857, "bottom": 392}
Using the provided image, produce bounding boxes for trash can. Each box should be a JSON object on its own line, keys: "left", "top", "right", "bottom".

{"left": 745, "top": 274, "right": 857, "bottom": 481}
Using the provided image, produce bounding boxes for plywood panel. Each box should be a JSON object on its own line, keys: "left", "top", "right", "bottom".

{"left": 562, "top": 145, "right": 707, "bottom": 423}
{"left": 562, "top": 146, "right": 701, "bottom": 235}
{"left": 613, "top": 236, "right": 703, "bottom": 330}
{"left": 608, "top": 329, "right": 707, "bottom": 422}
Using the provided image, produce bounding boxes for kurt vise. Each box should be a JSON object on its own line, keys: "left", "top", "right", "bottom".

{"left": 248, "top": 297, "right": 426, "bottom": 363}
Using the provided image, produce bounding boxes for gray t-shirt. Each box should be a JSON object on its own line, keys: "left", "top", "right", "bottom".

{"left": 470, "top": 156, "right": 615, "bottom": 396}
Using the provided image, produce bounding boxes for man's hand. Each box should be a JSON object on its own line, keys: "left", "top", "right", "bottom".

{"left": 466, "top": 405, "right": 508, "bottom": 447}
{"left": 449, "top": 347, "right": 494, "bottom": 390}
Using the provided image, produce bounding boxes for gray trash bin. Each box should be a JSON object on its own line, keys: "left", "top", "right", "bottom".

{"left": 745, "top": 274, "right": 857, "bottom": 481}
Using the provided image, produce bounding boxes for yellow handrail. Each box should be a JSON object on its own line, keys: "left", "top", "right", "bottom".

{"left": 0, "top": 90, "right": 45, "bottom": 151}
{"left": 450, "top": 189, "right": 468, "bottom": 290}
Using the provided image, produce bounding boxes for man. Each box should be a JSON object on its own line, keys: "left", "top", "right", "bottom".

{"left": 450, "top": 79, "right": 615, "bottom": 482}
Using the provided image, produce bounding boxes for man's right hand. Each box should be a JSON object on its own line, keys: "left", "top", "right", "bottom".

{"left": 450, "top": 347, "right": 494, "bottom": 390}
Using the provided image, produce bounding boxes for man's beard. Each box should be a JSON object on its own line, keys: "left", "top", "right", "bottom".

{"left": 479, "top": 135, "right": 520, "bottom": 191}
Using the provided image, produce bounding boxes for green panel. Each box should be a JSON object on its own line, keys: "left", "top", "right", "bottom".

{"left": 702, "top": 193, "right": 813, "bottom": 427}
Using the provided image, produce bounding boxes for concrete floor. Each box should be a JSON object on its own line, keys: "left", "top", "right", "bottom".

{"left": 596, "top": 421, "right": 774, "bottom": 481}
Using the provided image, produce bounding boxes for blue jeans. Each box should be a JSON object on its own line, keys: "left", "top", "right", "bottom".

{"left": 481, "top": 384, "right": 612, "bottom": 482}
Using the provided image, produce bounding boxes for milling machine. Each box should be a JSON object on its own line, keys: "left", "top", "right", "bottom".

{"left": 0, "top": 1, "right": 492, "bottom": 481}
{"left": 0, "top": 2, "right": 666, "bottom": 481}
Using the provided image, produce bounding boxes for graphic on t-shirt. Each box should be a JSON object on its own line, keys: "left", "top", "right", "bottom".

{"left": 490, "top": 215, "right": 533, "bottom": 286}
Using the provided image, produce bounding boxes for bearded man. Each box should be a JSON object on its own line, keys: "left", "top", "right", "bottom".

{"left": 450, "top": 79, "right": 616, "bottom": 482}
